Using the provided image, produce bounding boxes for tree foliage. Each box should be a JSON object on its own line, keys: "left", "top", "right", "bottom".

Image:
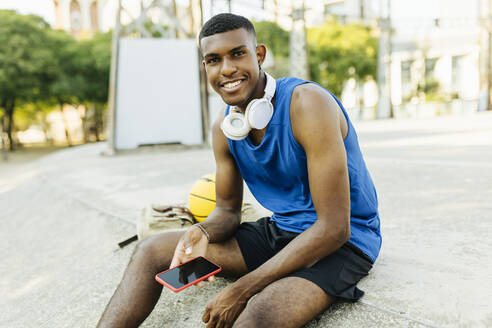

{"left": 0, "top": 11, "right": 53, "bottom": 101}
{"left": 76, "top": 32, "right": 112, "bottom": 140}
{"left": 46, "top": 30, "right": 84, "bottom": 105}
{"left": 253, "top": 20, "right": 289, "bottom": 58}
{"left": 78, "top": 32, "right": 112, "bottom": 106}
{"left": 251, "top": 19, "right": 377, "bottom": 97}
{"left": 0, "top": 10, "right": 54, "bottom": 149}
{"left": 307, "top": 20, "right": 378, "bottom": 97}
{"left": 253, "top": 20, "right": 290, "bottom": 79}
{"left": 0, "top": 10, "right": 111, "bottom": 149}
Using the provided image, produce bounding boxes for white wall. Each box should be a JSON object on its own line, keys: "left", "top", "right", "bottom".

{"left": 115, "top": 38, "right": 203, "bottom": 149}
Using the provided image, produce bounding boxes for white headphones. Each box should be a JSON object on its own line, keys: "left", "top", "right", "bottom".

{"left": 221, "top": 72, "right": 276, "bottom": 140}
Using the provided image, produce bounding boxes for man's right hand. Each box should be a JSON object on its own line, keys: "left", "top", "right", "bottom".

{"left": 170, "top": 224, "right": 209, "bottom": 268}
{"left": 169, "top": 225, "right": 215, "bottom": 286}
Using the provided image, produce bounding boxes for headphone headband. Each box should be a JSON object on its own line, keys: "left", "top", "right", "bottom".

{"left": 221, "top": 71, "right": 276, "bottom": 140}
{"left": 264, "top": 72, "right": 276, "bottom": 101}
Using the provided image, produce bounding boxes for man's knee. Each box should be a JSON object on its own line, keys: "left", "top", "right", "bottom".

{"left": 234, "top": 277, "right": 333, "bottom": 328}
{"left": 234, "top": 289, "right": 281, "bottom": 328}
{"left": 131, "top": 237, "right": 158, "bottom": 268}
{"left": 131, "top": 233, "right": 176, "bottom": 271}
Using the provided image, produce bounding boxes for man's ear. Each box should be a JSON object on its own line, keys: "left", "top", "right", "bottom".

{"left": 256, "top": 44, "right": 267, "bottom": 67}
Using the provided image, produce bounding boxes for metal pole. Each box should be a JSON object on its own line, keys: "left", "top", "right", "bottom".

{"left": 199, "top": 0, "right": 205, "bottom": 25}
{"left": 485, "top": 0, "right": 492, "bottom": 110}
{"left": 198, "top": 0, "right": 210, "bottom": 146}
{"left": 360, "top": 0, "right": 364, "bottom": 21}
{"left": 103, "top": 0, "right": 122, "bottom": 155}
{"left": 479, "top": 0, "right": 489, "bottom": 111}
{"left": 290, "top": 0, "right": 309, "bottom": 80}
{"left": 274, "top": 0, "right": 278, "bottom": 23}
{"left": 488, "top": 5, "right": 491, "bottom": 111}
{"left": 188, "top": 0, "right": 195, "bottom": 35}
{"left": 388, "top": 0, "right": 392, "bottom": 117}
{"left": 376, "top": 0, "right": 392, "bottom": 119}
{"left": 1, "top": 114, "right": 7, "bottom": 161}
{"left": 173, "top": 0, "right": 178, "bottom": 38}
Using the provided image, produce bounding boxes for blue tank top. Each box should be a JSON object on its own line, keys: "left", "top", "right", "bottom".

{"left": 226, "top": 77, "right": 382, "bottom": 262}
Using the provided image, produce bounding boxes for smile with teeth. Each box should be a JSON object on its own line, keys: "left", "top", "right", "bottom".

{"left": 223, "top": 80, "right": 243, "bottom": 89}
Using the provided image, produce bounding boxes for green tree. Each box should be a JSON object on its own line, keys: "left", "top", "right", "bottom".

{"left": 12, "top": 29, "right": 82, "bottom": 146}
{"left": 43, "top": 30, "right": 111, "bottom": 143}
{"left": 44, "top": 29, "right": 83, "bottom": 146}
{"left": 77, "top": 31, "right": 111, "bottom": 141}
{"left": 307, "top": 20, "right": 377, "bottom": 97}
{"left": 253, "top": 20, "right": 290, "bottom": 78}
{"left": 253, "top": 20, "right": 289, "bottom": 58}
{"left": 0, "top": 10, "right": 111, "bottom": 149}
{"left": 0, "top": 10, "right": 53, "bottom": 150}
{"left": 15, "top": 100, "right": 55, "bottom": 144}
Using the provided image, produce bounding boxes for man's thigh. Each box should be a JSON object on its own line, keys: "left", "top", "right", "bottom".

{"left": 234, "top": 276, "right": 335, "bottom": 328}
{"left": 206, "top": 236, "right": 248, "bottom": 277}
{"left": 141, "top": 230, "right": 248, "bottom": 278}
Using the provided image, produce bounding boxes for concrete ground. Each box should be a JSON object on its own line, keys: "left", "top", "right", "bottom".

{"left": 1, "top": 112, "right": 491, "bottom": 328}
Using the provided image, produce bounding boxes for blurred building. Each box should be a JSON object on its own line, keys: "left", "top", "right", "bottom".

{"left": 48, "top": 0, "right": 485, "bottom": 130}
{"left": 46, "top": 1, "right": 109, "bottom": 145}
{"left": 53, "top": 0, "right": 107, "bottom": 38}
{"left": 318, "top": 0, "right": 483, "bottom": 119}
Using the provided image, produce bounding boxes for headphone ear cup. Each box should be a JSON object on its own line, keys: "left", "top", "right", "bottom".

{"left": 244, "top": 98, "right": 258, "bottom": 123}
{"left": 221, "top": 111, "right": 251, "bottom": 140}
{"left": 246, "top": 99, "right": 274, "bottom": 130}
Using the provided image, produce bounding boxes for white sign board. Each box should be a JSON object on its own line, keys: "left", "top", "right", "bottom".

{"left": 115, "top": 38, "right": 202, "bottom": 149}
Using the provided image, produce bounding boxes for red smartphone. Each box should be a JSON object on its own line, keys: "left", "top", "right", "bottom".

{"left": 155, "top": 256, "right": 222, "bottom": 292}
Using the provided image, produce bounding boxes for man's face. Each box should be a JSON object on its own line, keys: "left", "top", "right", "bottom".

{"left": 200, "top": 28, "right": 265, "bottom": 108}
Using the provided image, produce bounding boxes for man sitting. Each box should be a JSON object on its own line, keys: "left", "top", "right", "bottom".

{"left": 97, "top": 13, "right": 382, "bottom": 328}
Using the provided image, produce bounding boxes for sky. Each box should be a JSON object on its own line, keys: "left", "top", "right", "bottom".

{"left": 0, "top": 0, "right": 481, "bottom": 31}
{"left": 0, "top": 0, "right": 265, "bottom": 31}
{"left": 0, "top": 0, "right": 56, "bottom": 24}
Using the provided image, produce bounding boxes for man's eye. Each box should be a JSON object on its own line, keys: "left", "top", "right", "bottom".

{"left": 207, "top": 58, "right": 219, "bottom": 64}
{"left": 233, "top": 51, "right": 245, "bottom": 57}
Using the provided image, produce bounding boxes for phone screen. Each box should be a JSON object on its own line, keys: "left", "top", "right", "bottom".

{"left": 156, "top": 257, "right": 221, "bottom": 291}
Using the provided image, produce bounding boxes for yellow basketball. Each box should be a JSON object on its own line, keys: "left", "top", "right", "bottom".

{"left": 189, "top": 174, "right": 216, "bottom": 222}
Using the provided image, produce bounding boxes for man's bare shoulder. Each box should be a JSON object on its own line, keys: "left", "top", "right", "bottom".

{"left": 290, "top": 83, "right": 344, "bottom": 145}
{"left": 212, "top": 107, "right": 227, "bottom": 132}
{"left": 211, "top": 107, "right": 231, "bottom": 156}
{"left": 291, "top": 83, "right": 341, "bottom": 118}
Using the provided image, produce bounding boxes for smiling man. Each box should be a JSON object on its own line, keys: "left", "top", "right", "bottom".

{"left": 97, "top": 13, "right": 381, "bottom": 328}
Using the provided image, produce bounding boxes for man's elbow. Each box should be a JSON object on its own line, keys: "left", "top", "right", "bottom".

{"left": 317, "top": 217, "right": 351, "bottom": 245}
{"left": 337, "top": 222, "right": 351, "bottom": 244}
{"left": 330, "top": 217, "right": 351, "bottom": 245}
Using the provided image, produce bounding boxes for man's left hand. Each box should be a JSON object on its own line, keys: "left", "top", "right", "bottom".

{"left": 202, "top": 282, "right": 250, "bottom": 328}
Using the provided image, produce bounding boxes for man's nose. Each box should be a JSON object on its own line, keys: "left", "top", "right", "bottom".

{"left": 220, "top": 57, "right": 237, "bottom": 76}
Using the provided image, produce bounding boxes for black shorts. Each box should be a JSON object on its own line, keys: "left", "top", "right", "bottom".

{"left": 234, "top": 217, "right": 373, "bottom": 301}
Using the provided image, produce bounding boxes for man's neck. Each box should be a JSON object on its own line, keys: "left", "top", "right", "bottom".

{"left": 236, "top": 71, "right": 266, "bottom": 113}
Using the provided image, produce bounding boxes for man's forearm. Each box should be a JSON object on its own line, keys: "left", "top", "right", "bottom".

{"left": 200, "top": 206, "right": 241, "bottom": 243}
{"left": 235, "top": 219, "right": 349, "bottom": 297}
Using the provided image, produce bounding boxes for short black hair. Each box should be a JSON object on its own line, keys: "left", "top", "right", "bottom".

{"left": 199, "top": 13, "right": 256, "bottom": 44}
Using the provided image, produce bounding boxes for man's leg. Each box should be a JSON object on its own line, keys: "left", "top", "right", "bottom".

{"left": 97, "top": 231, "right": 248, "bottom": 328}
{"left": 233, "top": 276, "right": 336, "bottom": 328}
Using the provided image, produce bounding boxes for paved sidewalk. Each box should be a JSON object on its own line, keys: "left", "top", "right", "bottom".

{"left": 1, "top": 112, "right": 491, "bottom": 327}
